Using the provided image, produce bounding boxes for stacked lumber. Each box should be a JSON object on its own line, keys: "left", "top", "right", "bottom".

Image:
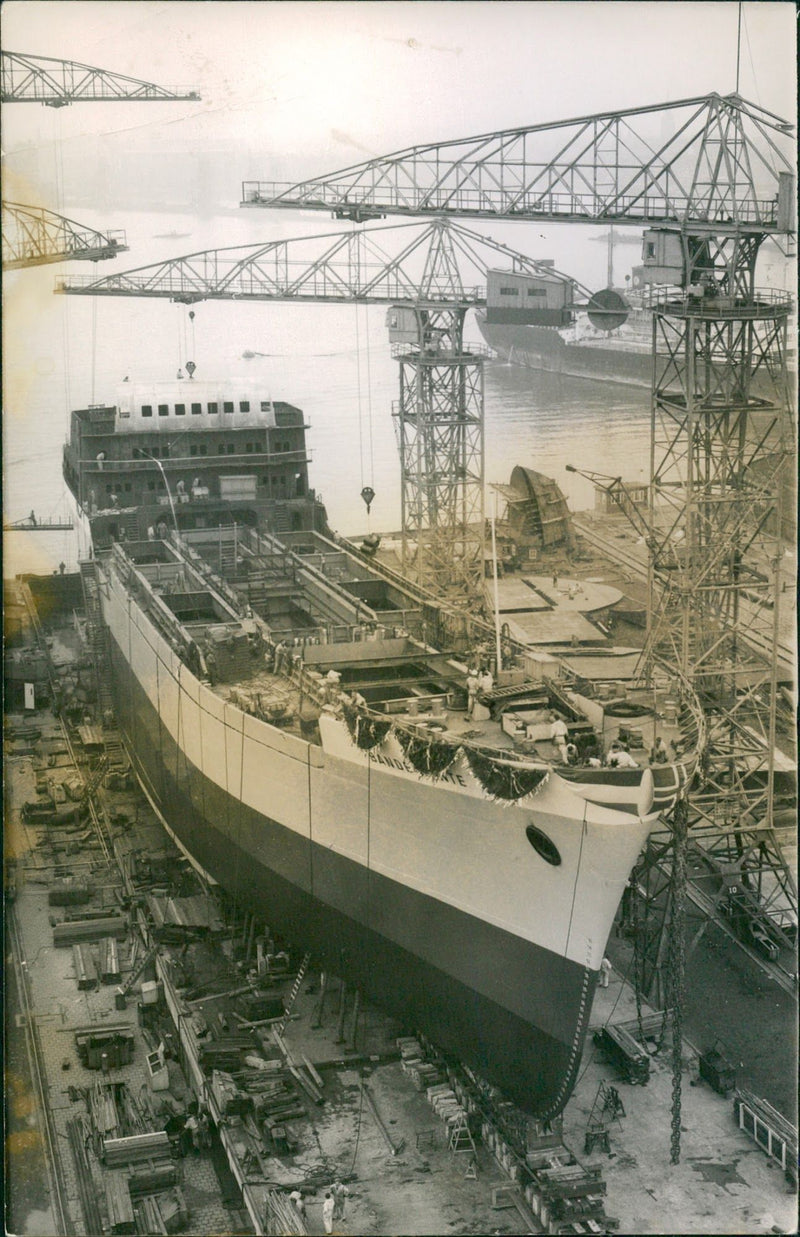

{"left": 103, "top": 1130, "right": 171, "bottom": 1167}
{"left": 198, "top": 1034, "right": 254, "bottom": 1073}
{"left": 127, "top": 1163, "right": 178, "bottom": 1196}
{"left": 54, "top": 913, "right": 127, "bottom": 947}
{"left": 209, "top": 1069, "right": 251, "bottom": 1116}
{"left": 135, "top": 1195, "right": 168, "bottom": 1235}
{"left": 73, "top": 943, "right": 99, "bottom": 990}
{"left": 66, "top": 1116, "right": 104, "bottom": 1235}
{"left": 99, "top": 936, "right": 122, "bottom": 983}
{"left": 105, "top": 1171, "right": 136, "bottom": 1234}
{"left": 398, "top": 1036, "right": 445, "bottom": 1089}
{"left": 263, "top": 1188, "right": 308, "bottom": 1236}
{"left": 49, "top": 879, "right": 92, "bottom": 906}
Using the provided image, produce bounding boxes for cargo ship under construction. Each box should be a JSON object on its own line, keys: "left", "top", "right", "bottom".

{"left": 62, "top": 375, "right": 704, "bottom": 1117}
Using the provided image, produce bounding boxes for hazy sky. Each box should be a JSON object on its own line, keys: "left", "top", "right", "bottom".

{"left": 3, "top": 1, "right": 796, "bottom": 176}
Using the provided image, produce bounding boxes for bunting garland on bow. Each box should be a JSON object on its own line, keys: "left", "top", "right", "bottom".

{"left": 396, "top": 727, "right": 459, "bottom": 779}
{"left": 341, "top": 700, "right": 392, "bottom": 751}
{"left": 341, "top": 701, "right": 549, "bottom": 798}
{"left": 465, "top": 748, "right": 550, "bottom": 801}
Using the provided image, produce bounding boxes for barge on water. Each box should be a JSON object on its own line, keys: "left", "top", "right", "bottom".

{"left": 63, "top": 375, "right": 704, "bottom": 1117}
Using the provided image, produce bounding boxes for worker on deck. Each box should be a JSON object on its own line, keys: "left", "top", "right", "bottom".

{"left": 651, "top": 736, "right": 668, "bottom": 764}
{"left": 549, "top": 714, "right": 569, "bottom": 762}
{"left": 606, "top": 742, "right": 638, "bottom": 769}
{"left": 466, "top": 668, "right": 480, "bottom": 718}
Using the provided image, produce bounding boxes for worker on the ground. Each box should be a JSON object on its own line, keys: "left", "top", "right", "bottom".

{"left": 599, "top": 957, "right": 612, "bottom": 988}
{"left": 289, "top": 1190, "right": 305, "bottom": 1218}
{"left": 331, "top": 1180, "right": 350, "bottom": 1222}
{"left": 184, "top": 1112, "right": 199, "bottom": 1153}
{"left": 322, "top": 1191, "right": 335, "bottom": 1233}
{"left": 198, "top": 1109, "right": 211, "bottom": 1149}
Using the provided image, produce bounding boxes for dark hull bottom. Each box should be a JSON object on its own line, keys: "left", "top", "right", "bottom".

{"left": 109, "top": 636, "right": 595, "bottom": 1117}
{"left": 478, "top": 320, "right": 652, "bottom": 388}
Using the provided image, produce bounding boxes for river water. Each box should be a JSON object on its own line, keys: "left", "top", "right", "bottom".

{"left": 3, "top": 207, "right": 653, "bottom": 578}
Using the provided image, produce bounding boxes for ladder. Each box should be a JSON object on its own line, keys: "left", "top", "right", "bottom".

{"left": 116, "top": 943, "right": 159, "bottom": 1004}
{"left": 448, "top": 1111, "right": 477, "bottom": 1157}
{"left": 275, "top": 951, "right": 311, "bottom": 1035}
{"left": 79, "top": 754, "right": 109, "bottom": 805}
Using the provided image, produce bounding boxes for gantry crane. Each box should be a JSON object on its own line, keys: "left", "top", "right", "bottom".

{"left": 242, "top": 89, "right": 797, "bottom": 1162}
{"left": 3, "top": 52, "right": 198, "bottom": 267}
{"left": 2, "top": 201, "right": 128, "bottom": 269}
{"left": 1, "top": 51, "right": 200, "bottom": 106}
{"left": 56, "top": 219, "right": 590, "bottom": 601}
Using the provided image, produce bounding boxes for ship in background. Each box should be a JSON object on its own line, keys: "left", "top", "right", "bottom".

{"left": 63, "top": 374, "right": 704, "bottom": 1117}
{"left": 476, "top": 230, "right": 796, "bottom": 389}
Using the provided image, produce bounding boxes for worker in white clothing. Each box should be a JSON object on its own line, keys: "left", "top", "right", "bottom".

{"left": 466, "top": 669, "right": 480, "bottom": 718}
{"left": 600, "top": 957, "right": 612, "bottom": 988}
{"left": 549, "top": 715, "right": 569, "bottom": 761}
{"left": 322, "top": 1191, "right": 335, "bottom": 1233}
{"left": 607, "top": 744, "right": 639, "bottom": 769}
{"left": 331, "top": 1181, "right": 350, "bottom": 1222}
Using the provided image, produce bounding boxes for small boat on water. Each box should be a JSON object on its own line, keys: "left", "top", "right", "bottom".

{"left": 62, "top": 374, "right": 704, "bottom": 1116}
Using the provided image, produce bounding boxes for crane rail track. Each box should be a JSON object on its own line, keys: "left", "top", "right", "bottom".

{"left": 7, "top": 904, "right": 74, "bottom": 1235}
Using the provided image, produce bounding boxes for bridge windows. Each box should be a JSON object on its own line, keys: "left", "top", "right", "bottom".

{"left": 158, "top": 404, "right": 169, "bottom": 417}
{"left": 141, "top": 404, "right": 153, "bottom": 417}
{"left": 175, "top": 403, "right": 186, "bottom": 415}
{"left": 191, "top": 403, "right": 202, "bottom": 415}
{"left": 223, "top": 401, "right": 234, "bottom": 414}
{"left": 240, "top": 400, "right": 250, "bottom": 412}
{"left": 208, "top": 402, "right": 218, "bottom": 415}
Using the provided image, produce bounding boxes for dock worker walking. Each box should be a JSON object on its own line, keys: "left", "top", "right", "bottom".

{"left": 322, "top": 1191, "right": 335, "bottom": 1233}
{"left": 288, "top": 1190, "right": 305, "bottom": 1219}
{"left": 600, "top": 957, "right": 612, "bottom": 988}
{"left": 331, "top": 1180, "right": 349, "bottom": 1222}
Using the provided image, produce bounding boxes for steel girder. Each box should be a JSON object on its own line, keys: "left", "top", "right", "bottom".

{"left": 1, "top": 51, "right": 200, "bottom": 105}
{"left": 2, "top": 201, "right": 128, "bottom": 270}
{"left": 242, "top": 94, "right": 794, "bottom": 234}
{"left": 394, "top": 308, "right": 485, "bottom": 599}
{"left": 636, "top": 291, "right": 797, "bottom": 969}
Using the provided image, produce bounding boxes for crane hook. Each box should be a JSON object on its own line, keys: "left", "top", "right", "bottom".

{"left": 360, "top": 486, "right": 375, "bottom": 515}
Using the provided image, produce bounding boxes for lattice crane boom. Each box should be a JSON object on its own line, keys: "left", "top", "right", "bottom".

{"left": 1, "top": 50, "right": 200, "bottom": 105}
{"left": 55, "top": 219, "right": 591, "bottom": 305}
{"left": 57, "top": 219, "right": 569, "bottom": 599}
{"left": 3, "top": 201, "right": 128, "bottom": 270}
{"left": 243, "top": 93, "right": 795, "bottom": 237}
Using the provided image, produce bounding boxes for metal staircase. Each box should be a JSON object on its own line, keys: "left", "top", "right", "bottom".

{"left": 275, "top": 952, "right": 312, "bottom": 1035}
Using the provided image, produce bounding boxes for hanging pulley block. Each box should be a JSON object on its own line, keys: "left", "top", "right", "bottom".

{"left": 360, "top": 486, "right": 375, "bottom": 514}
